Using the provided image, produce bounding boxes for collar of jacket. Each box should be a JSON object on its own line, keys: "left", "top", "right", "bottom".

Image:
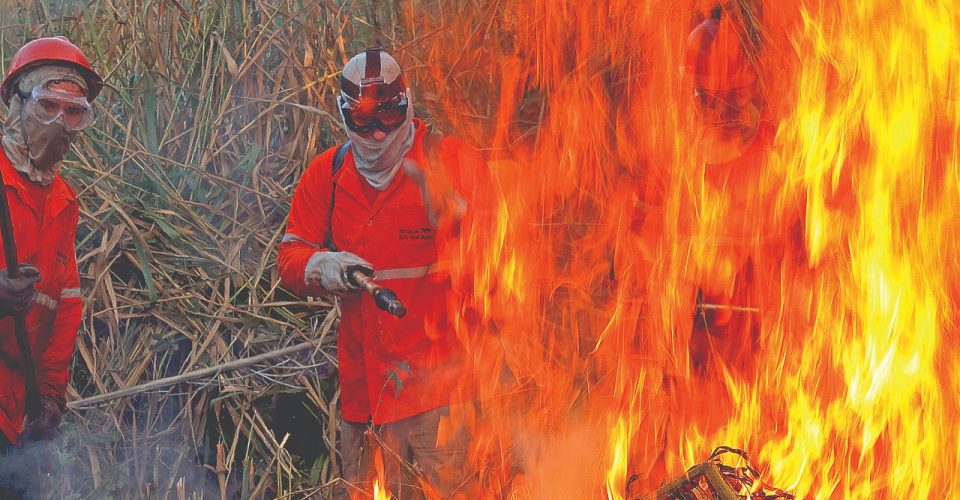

{"left": 341, "top": 117, "right": 428, "bottom": 197}
{"left": 0, "top": 141, "right": 75, "bottom": 220}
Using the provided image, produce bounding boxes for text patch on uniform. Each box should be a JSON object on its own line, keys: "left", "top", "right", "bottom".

{"left": 399, "top": 227, "right": 434, "bottom": 241}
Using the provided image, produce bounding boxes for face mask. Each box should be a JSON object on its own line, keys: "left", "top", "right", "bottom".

{"left": 341, "top": 89, "right": 416, "bottom": 190}
{"left": 23, "top": 113, "right": 77, "bottom": 172}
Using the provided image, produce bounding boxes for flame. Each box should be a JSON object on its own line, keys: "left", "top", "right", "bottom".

{"left": 373, "top": 480, "right": 389, "bottom": 500}
{"left": 372, "top": 447, "right": 391, "bottom": 500}
{"left": 391, "top": 0, "right": 960, "bottom": 497}
{"left": 605, "top": 416, "right": 630, "bottom": 500}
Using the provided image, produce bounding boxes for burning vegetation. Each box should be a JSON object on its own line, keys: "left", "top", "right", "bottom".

{"left": 407, "top": 0, "right": 960, "bottom": 497}
{"left": 0, "top": 0, "right": 956, "bottom": 498}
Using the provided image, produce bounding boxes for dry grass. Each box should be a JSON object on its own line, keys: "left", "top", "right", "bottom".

{"left": 0, "top": 0, "right": 514, "bottom": 496}
{"left": 0, "top": 0, "right": 475, "bottom": 497}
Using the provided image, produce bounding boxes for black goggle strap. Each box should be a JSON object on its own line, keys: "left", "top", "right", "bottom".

{"left": 340, "top": 47, "right": 406, "bottom": 101}
{"left": 339, "top": 91, "right": 408, "bottom": 113}
{"left": 364, "top": 48, "right": 381, "bottom": 81}
{"left": 340, "top": 78, "right": 405, "bottom": 102}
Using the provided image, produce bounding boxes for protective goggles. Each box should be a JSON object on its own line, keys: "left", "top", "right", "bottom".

{"left": 18, "top": 86, "right": 95, "bottom": 131}
{"left": 338, "top": 93, "right": 408, "bottom": 134}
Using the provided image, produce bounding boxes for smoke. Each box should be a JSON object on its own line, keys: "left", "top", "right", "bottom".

{"left": 11, "top": 398, "right": 227, "bottom": 499}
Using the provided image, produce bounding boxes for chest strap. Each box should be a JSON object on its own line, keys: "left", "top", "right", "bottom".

{"left": 326, "top": 133, "right": 442, "bottom": 250}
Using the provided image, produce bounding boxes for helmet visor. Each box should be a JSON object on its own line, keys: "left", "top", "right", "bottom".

{"left": 23, "top": 86, "right": 94, "bottom": 131}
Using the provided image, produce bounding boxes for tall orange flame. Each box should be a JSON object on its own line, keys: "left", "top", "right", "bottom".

{"left": 393, "top": 0, "right": 960, "bottom": 497}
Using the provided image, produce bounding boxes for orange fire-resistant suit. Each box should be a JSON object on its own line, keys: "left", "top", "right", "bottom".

{"left": 0, "top": 147, "right": 82, "bottom": 443}
{"left": 688, "top": 120, "right": 788, "bottom": 374}
{"left": 278, "top": 119, "right": 485, "bottom": 425}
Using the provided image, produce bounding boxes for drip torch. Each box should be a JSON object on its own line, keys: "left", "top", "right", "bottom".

{"left": 347, "top": 267, "right": 407, "bottom": 318}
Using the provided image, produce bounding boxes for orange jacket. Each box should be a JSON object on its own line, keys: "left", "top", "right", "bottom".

{"left": 0, "top": 148, "right": 82, "bottom": 443}
{"left": 278, "top": 120, "right": 485, "bottom": 424}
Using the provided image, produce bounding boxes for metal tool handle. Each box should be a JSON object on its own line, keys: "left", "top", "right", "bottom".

{"left": 347, "top": 269, "right": 407, "bottom": 318}
{"left": 0, "top": 168, "right": 41, "bottom": 420}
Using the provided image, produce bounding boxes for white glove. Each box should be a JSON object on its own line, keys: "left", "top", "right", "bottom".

{"left": 304, "top": 251, "right": 374, "bottom": 295}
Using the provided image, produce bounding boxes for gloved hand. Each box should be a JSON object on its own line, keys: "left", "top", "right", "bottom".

{"left": 22, "top": 396, "right": 63, "bottom": 442}
{"left": 0, "top": 265, "right": 40, "bottom": 318}
{"left": 305, "top": 251, "right": 374, "bottom": 295}
{"left": 403, "top": 158, "right": 467, "bottom": 227}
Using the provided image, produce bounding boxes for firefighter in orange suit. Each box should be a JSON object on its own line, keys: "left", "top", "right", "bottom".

{"left": 0, "top": 36, "right": 101, "bottom": 497}
{"left": 682, "top": 7, "right": 803, "bottom": 376}
{"left": 278, "top": 48, "right": 486, "bottom": 498}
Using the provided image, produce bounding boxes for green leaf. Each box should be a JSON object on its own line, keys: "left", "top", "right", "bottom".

{"left": 130, "top": 233, "right": 158, "bottom": 303}
{"left": 308, "top": 457, "right": 324, "bottom": 484}
{"left": 141, "top": 72, "right": 159, "bottom": 156}
{"left": 385, "top": 361, "right": 411, "bottom": 398}
{"left": 147, "top": 211, "right": 183, "bottom": 240}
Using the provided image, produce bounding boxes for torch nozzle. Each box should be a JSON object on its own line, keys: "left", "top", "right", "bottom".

{"left": 347, "top": 268, "right": 407, "bottom": 318}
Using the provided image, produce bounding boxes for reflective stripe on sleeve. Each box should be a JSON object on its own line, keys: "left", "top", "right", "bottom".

{"left": 281, "top": 233, "right": 322, "bottom": 247}
{"left": 35, "top": 293, "right": 58, "bottom": 311}
{"left": 34, "top": 288, "right": 82, "bottom": 311}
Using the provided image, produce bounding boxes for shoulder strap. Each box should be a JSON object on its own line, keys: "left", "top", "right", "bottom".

{"left": 325, "top": 134, "right": 439, "bottom": 250}
{"left": 332, "top": 140, "right": 352, "bottom": 176}
{"left": 326, "top": 141, "right": 351, "bottom": 251}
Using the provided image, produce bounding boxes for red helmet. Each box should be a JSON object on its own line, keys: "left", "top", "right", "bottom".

{"left": 1, "top": 36, "right": 103, "bottom": 105}
{"left": 683, "top": 17, "right": 759, "bottom": 91}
